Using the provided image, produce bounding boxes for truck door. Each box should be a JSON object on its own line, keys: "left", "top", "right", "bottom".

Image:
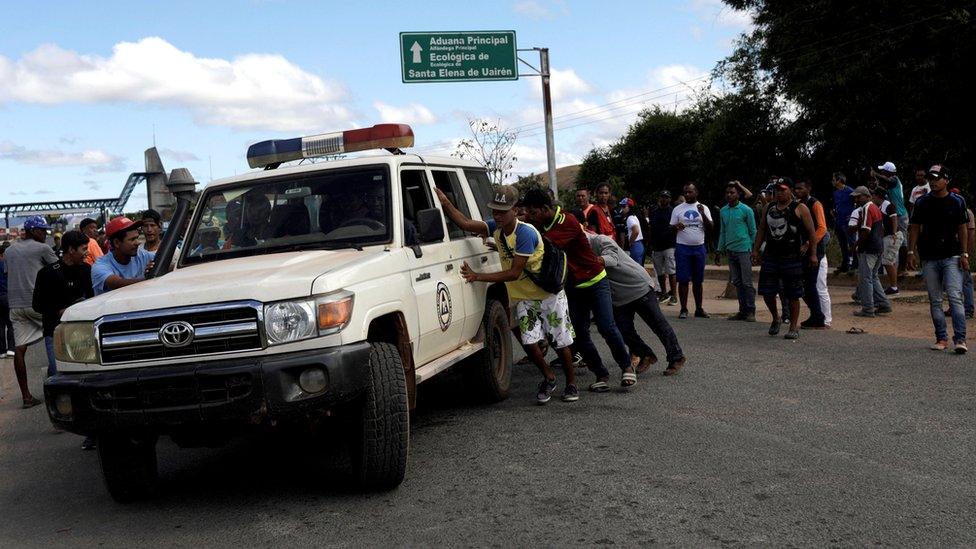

{"left": 401, "top": 167, "right": 466, "bottom": 365}
{"left": 429, "top": 168, "right": 487, "bottom": 341}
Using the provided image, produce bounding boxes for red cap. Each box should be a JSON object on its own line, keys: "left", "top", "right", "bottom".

{"left": 104, "top": 216, "right": 143, "bottom": 239}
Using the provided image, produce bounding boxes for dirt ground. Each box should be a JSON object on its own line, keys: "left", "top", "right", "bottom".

{"left": 679, "top": 279, "right": 943, "bottom": 342}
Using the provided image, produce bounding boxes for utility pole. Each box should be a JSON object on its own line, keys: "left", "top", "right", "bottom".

{"left": 518, "top": 47, "right": 558, "bottom": 197}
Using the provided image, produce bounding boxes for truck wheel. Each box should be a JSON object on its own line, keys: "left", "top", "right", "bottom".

{"left": 463, "top": 299, "right": 512, "bottom": 402}
{"left": 349, "top": 342, "right": 409, "bottom": 491}
{"left": 97, "top": 434, "right": 158, "bottom": 502}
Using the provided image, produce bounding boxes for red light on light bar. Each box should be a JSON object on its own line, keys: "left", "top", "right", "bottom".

{"left": 343, "top": 124, "right": 414, "bottom": 153}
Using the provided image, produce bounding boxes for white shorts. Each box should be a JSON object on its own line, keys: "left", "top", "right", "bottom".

{"left": 514, "top": 290, "right": 575, "bottom": 349}
{"left": 10, "top": 308, "right": 43, "bottom": 347}
{"left": 652, "top": 248, "right": 676, "bottom": 276}
{"left": 882, "top": 232, "right": 904, "bottom": 266}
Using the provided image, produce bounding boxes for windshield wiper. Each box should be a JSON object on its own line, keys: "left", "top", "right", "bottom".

{"left": 323, "top": 241, "right": 364, "bottom": 251}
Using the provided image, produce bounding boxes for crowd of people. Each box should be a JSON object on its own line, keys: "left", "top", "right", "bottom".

{"left": 2, "top": 162, "right": 968, "bottom": 416}
{"left": 0, "top": 210, "right": 162, "bottom": 448}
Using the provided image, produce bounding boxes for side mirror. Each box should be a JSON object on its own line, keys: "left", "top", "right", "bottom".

{"left": 416, "top": 208, "right": 446, "bottom": 243}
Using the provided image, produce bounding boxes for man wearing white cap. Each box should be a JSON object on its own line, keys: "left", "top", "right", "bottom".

{"left": 872, "top": 161, "right": 909, "bottom": 270}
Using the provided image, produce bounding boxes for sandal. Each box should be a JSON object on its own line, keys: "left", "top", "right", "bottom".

{"left": 621, "top": 371, "right": 637, "bottom": 387}
{"left": 22, "top": 397, "right": 42, "bottom": 409}
{"left": 846, "top": 327, "right": 866, "bottom": 334}
{"left": 635, "top": 353, "right": 658, "bottom": 375}
{"left": 663, "top": 357, "right": 686, "bottom": 376}
{"left": 588, "top": 379, "right": 610, "bottom": 393}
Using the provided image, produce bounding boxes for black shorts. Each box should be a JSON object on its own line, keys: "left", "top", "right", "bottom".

{"left": 758, "top": 257, "right": 804, "bottom": 299}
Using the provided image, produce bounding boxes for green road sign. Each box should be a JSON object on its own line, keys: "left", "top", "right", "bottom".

{"left": 400, "top": 31, "right": 518, "bottom": 83}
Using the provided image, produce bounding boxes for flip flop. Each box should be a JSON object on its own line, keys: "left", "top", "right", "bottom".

{"left": 846, "top": 327, "right": 866, "bottom": 334}
{"left": 22, "top": 397, "right": 42, "bottom": 409}
{"left": 588, "top": 380, "right": 610, "bottom": 393}
{"left": 621, "top": 372, "right": 637, "bottom": 387}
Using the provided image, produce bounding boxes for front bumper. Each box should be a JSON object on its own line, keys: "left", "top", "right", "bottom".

{"left": 44, "top": 343, "right": 372, "bottom": 436}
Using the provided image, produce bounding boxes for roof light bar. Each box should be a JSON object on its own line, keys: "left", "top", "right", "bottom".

{"left": 246, "top": 124, "right": 415, "bottom": 169}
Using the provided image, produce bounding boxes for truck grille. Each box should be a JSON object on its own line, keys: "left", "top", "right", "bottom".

{"left": 97, "top": 302, "right": 264, "bottom": 364}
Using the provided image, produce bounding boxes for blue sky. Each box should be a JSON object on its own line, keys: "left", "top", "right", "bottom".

{"left": 0, "top": 0, "right": 751, "bottom": 212}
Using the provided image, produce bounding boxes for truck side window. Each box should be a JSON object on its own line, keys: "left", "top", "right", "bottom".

{"left": 400, "top": 169, "right": 435, "bottom": 245}
{"left": 431, "top": 170, "right": 472, "bottom": 240}
{"left": 463, "top": 169, "right": 495, "bottom": 222}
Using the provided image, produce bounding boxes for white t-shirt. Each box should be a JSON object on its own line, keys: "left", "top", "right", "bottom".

{"left": 625, "top": 214, "right": 642, "bottom": 243}
{"left": 669, "top": 202, "right": 712, "bottom": 246}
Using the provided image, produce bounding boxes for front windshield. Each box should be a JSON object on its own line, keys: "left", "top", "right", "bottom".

{"left": 181, "top": 165, "right": 391, "bottom": 265}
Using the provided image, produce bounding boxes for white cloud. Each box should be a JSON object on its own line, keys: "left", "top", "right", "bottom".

{"left": 34, "top": 189, "right": 54, "bottom": 195}
{"left": 373, "top": 102, "right": 437, "bottom": 125}
{"left": 0, "top": 37, "right": 354, "bottom": 133}
{"left": 0, "top": 141, "right": 125, "bottom": 172}
{"left": 82, "top": 180, "right": 101, "bottom": 191}
{"left": 528, "top": 67, "right": 594, "bottom": 102}
{"left": 159, "top": 148, "right": 201, "bottom": 162}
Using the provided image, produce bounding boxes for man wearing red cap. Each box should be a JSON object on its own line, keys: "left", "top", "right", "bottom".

{"left": 91, "top": 216, "right": 155, "bottom": 295}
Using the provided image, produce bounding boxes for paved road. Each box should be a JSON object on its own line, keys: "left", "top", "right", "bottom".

{"left": 2, "top": 317, "right": 975, "bottom": 547}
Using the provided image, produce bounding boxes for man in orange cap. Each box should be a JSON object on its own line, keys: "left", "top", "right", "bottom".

{"left": 91, "top": 216, "right": 155, "bottom": 295}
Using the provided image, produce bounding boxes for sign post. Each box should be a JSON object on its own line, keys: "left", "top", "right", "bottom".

{"left": 399, "top": 31, "right": 558, "bottom": 196}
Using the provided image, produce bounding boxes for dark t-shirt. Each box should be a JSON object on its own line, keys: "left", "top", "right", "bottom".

{"left": 33, "top": 260, "right": 94, "bottom": 336}
{"left": 649, "top": 206, "right": 676, "bottom": 251}
{"left": 763, "top": 202, "right": 804, "bottom": 259}
{"left": 911, "top": 193, "right": 968, "bottom": 260}
{"left": 542, "top": 208, "right": 606, "bottom": 287}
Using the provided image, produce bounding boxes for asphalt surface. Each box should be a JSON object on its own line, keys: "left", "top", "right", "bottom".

{"left": 1, "top": 316, "right": 975, "bottom": 547}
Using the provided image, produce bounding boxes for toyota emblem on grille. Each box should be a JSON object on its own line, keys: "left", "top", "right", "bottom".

{"left": 159, "top": 321, "right": 195, "bottom": 348}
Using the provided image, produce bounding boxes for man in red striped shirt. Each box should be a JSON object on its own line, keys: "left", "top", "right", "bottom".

{"left": 522, "top": 188, "right": 645, "bottom": 388}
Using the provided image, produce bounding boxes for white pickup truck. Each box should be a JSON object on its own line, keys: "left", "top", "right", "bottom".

{"left": 45, "top": 124, "right": 514, "bottom": 501}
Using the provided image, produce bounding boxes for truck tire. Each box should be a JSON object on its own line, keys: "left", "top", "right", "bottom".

{"left": 349, "top": 342, "right": 409, "bottom": 491}
{"left": 463, "top": 299, "right": 512, "bottom": 402}
{"left": 97, "top": 434, "right": 158, "bottom": 503}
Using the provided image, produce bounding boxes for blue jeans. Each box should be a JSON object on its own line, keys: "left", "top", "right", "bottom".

{"left": 566, "top": 278, "right": 631, "bottom": 379}
{"left": 629, "top": 240, "right": 645, "bottom": 265}
{"left": 922, "top": 257, "right": 966, "bottom": 343}
{"left": 857, "top": 253, "right": 890, "bottom": 313}
{"left": 727, "top": 251, "right": 756, "bottom": 315}
{"left": 613, "top": 290, "right": 684, "bottom": 363}
{"left": 963, "top": 269, "right": 974, "bottom": 317}
{"left": 44, "top": 335, "right": 57, "bottom": 377}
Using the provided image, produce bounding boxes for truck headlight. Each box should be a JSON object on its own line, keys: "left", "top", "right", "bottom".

{"left": 53, "top": 322, "right": 99, "bottom": 364}
{"left": 264, "top": 291, "right": 354, "bottom": 346}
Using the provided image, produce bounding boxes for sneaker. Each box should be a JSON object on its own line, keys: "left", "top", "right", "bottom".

{"left": 954, "top": 341, "right": 968, "bottom": 355}
{"left": 853, "top": 310, "right": 876, "bottom": 318}
{"left": 784, "top": 330, "right": 800, "bottom": 340}
{"left": 743, "top": 313, "right": 756, "bottom": 322}
{"left": 727, "top": 312, "right": 745, "bottom": 321}
{"left": 81, "top": 436, "right": 97, "bottom": 451}
{"left": 884, "top": 287, "right": 899, "bottom": 295}
{"left": 930, "top": 340, "right": 949, "bottom": 351}
{"left": 536, "top": 378, "right": 557, "bottom": 404}
{"left": 782, "top": 316, "right": 790, "bottom": 324}
{"left": 657, "top": 292, "right": 670, "bottom": 304}
{"left": 561, "top": 384, "right": 580, "bottom": 402}
{"left": 5, "top": 350, "right": 13, "bottom": 357}
{"left": 694, "top": 309, "right": 710, "bottom": 319}
{"left": 874, "top": 306, "right": 892, "bottom": 315}
{"left": 768, "top": 319, "right": 781, "bottom": 336}
{"left": 668, "top": 295, "right": 678, "bottom": 306}
{"left": 678, "top": 309, "right": 688, "bottom": 319}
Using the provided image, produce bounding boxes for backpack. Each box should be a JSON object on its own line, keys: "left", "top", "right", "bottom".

{"left": 497, "top": 224, "right": 567, "bottom": 295}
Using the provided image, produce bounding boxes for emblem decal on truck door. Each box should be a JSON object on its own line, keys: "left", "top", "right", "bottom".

{"left": 436, "top": 282, "right": 452, "bottom": 331}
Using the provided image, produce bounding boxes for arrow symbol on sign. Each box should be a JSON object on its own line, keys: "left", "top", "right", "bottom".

{"left": 410, "top": 41, "right": 423, "bottom": 63}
